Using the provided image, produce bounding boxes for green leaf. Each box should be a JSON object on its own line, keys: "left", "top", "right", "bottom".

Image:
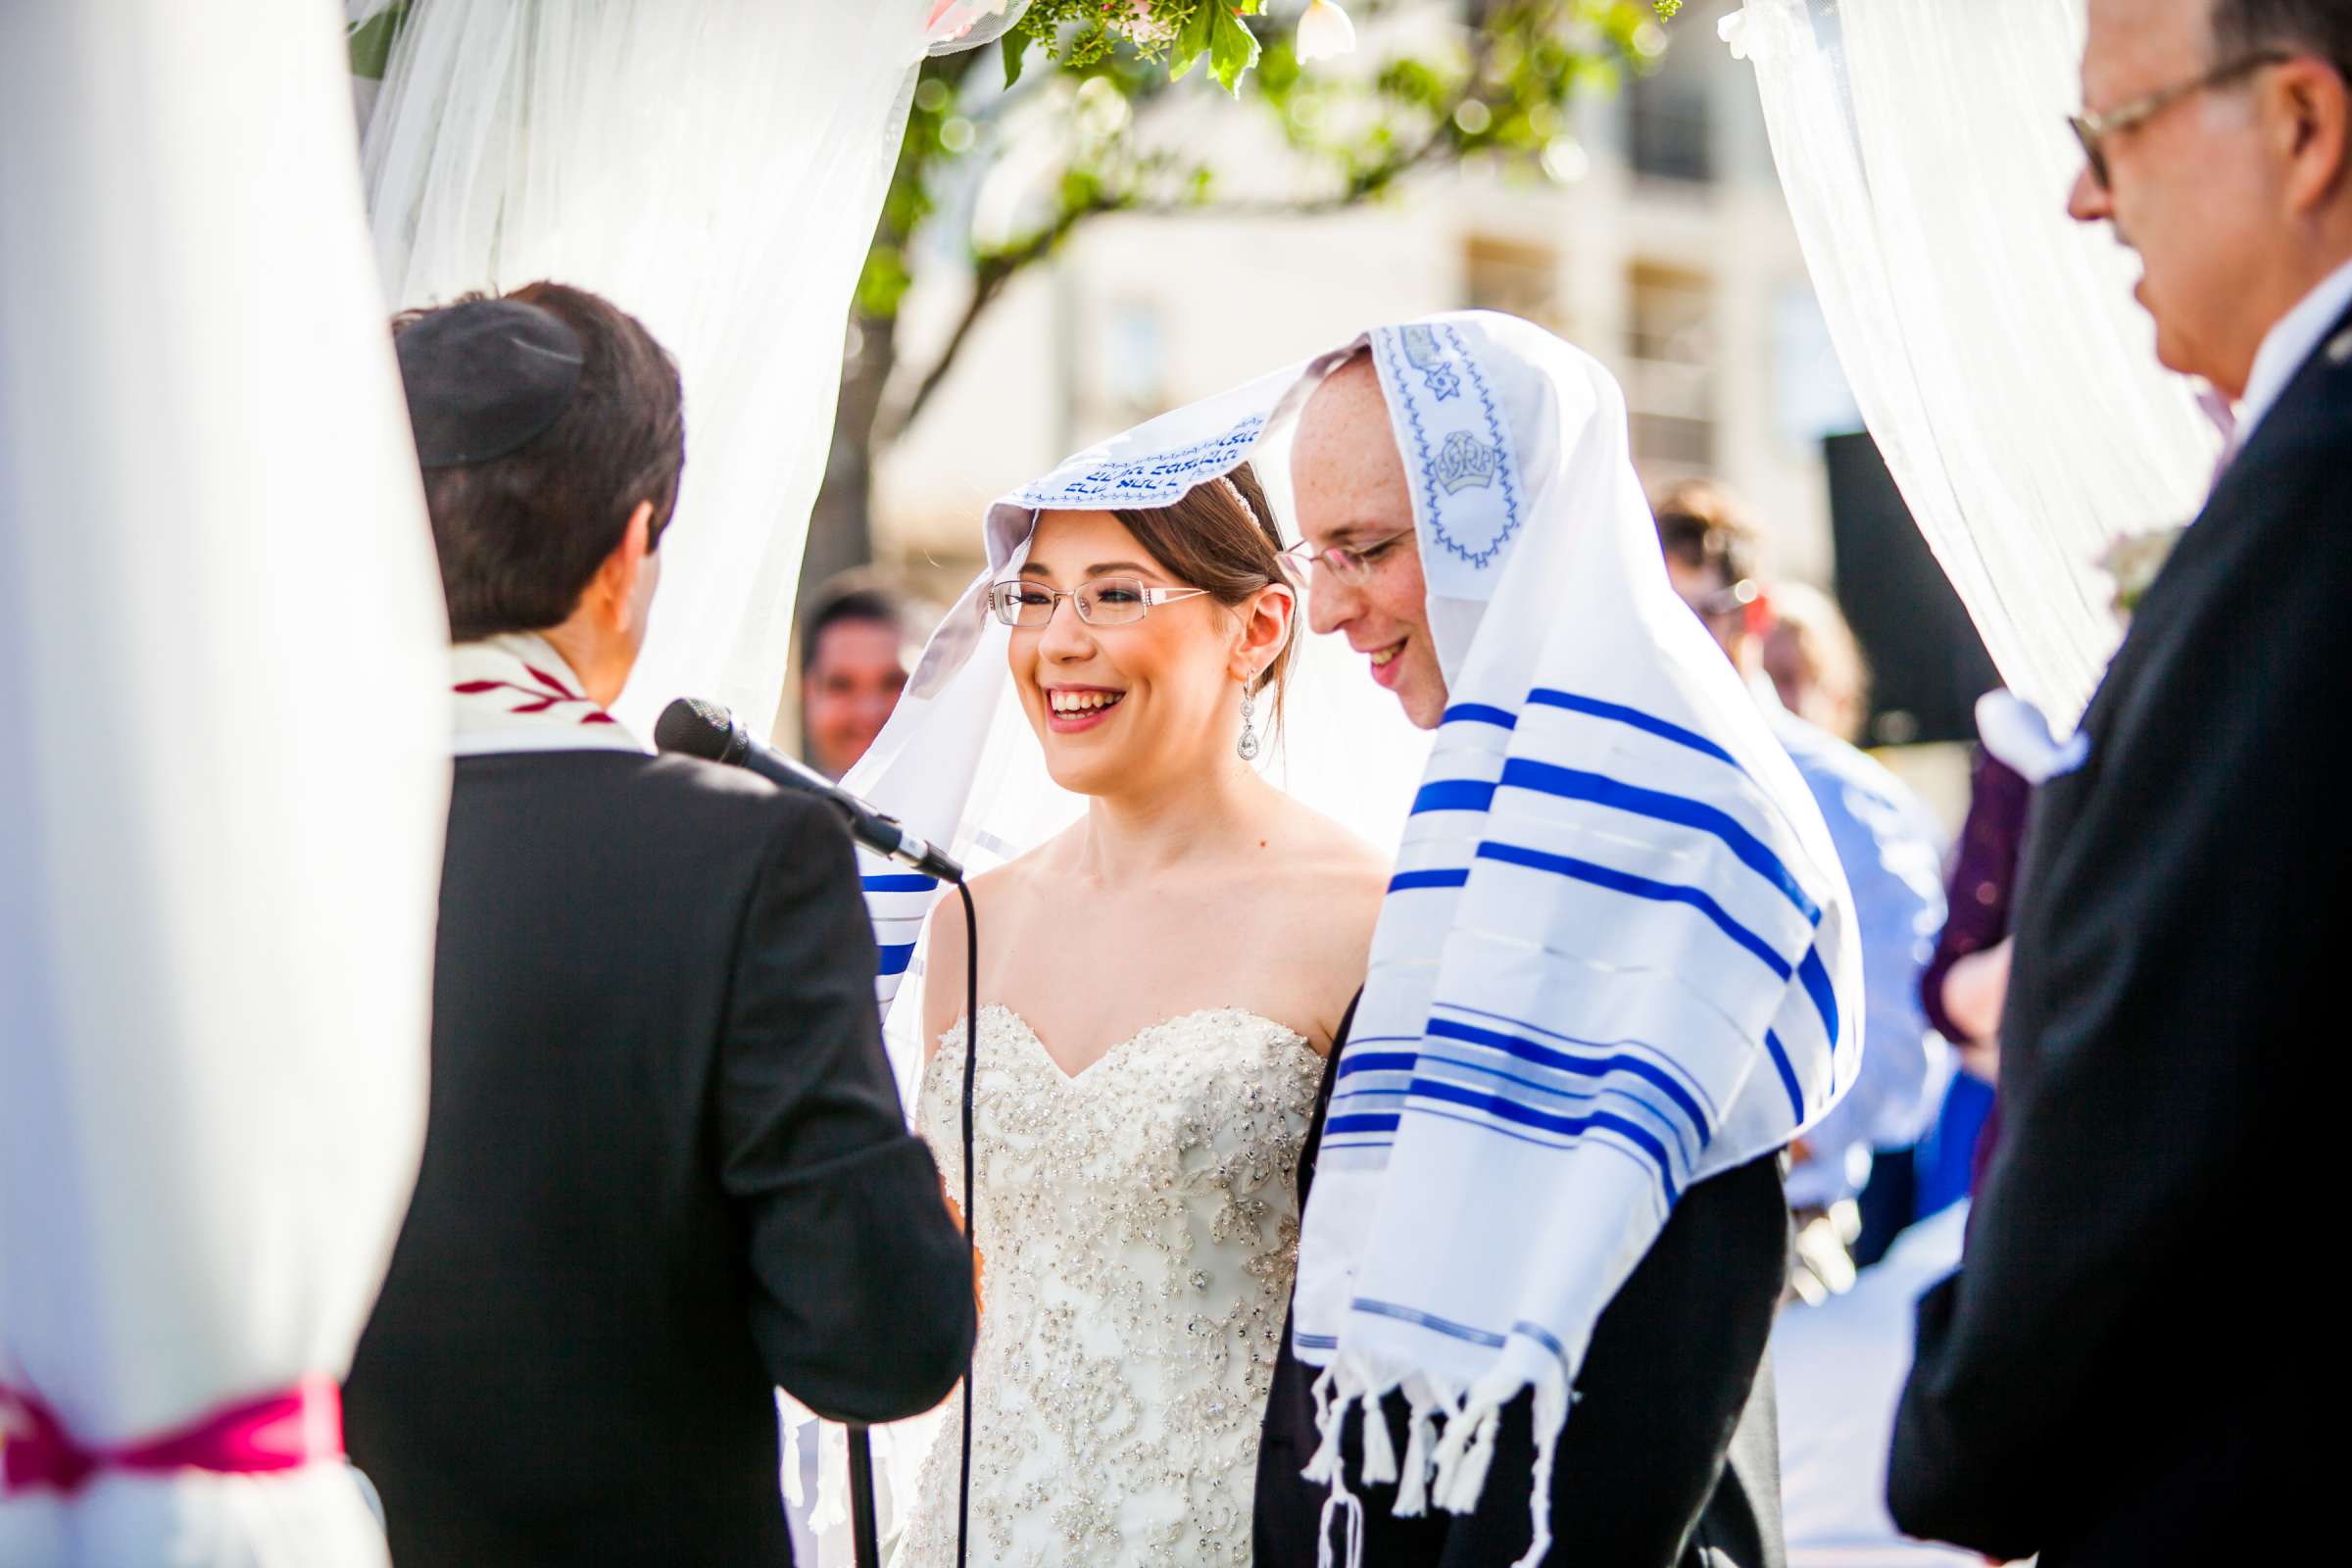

{"left": 1002, "top": 26, "right": 1029, "bottom": 88}
{"left": 1169, "top": 1, "right": 1216, "bottom": 82}
{"left": 1207, "top": 7, "right": 1261, "bottom": 94}
{"left": 347, "top": 4, "right": 409, "bottom": 82}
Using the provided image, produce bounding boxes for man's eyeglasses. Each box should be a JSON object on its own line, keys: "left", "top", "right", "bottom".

{"left": 1282, "top": 527, "right": 1415, "bottom": 586}
{"left": 2069, "top": 50, "right": 2287, "bottom": 191}
{"left": 987, "top": 575, "right": 1208, "bottom": 627}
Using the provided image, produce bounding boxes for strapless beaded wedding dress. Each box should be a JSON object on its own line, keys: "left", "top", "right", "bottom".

{"left": 890, "top": 1004, "right": 1323, "bottom": 1568}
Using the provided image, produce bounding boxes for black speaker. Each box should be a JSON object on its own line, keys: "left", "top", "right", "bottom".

{"left": 1822, "top": 431, "right": 2001, "bottom": 747}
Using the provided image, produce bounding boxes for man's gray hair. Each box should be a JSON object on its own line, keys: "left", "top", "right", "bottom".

{"left": 2212, "top": 0, "right": 2352, "bottom": 81}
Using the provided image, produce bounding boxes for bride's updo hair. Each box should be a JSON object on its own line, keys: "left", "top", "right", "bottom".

{"left": 1112, "top": 463, "right": 1299, "bottom": 730}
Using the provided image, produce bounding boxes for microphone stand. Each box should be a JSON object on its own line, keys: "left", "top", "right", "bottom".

{"left": 847, "top": 1425, "right": 881, "bottom": 1568}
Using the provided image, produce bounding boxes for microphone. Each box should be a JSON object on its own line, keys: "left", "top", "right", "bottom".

{"left": 655, "top": 697, "right": 964, "bottom": 885}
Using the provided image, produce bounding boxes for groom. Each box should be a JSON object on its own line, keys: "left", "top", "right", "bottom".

{"left": 343, "top": 284, "right": 974, "bottom": 1564}
{"left": 1252, "top": 351, "right": 1789, "bottom": 1568}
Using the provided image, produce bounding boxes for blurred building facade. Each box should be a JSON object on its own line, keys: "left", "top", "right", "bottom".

{"left": 871, "top": 0, "right": 1860, "bottom": 597}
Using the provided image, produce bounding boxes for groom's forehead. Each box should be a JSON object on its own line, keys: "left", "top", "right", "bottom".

{"left": 1292, "top": 357, "right": 1409, "bottom": 537}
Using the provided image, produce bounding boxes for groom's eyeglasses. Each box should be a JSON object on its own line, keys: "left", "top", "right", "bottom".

{"left": 1283, "top": 527, "right": 1415, "bottom": 586}
{"left": 988, "top": 576, "right": 1209, "bottom": 627}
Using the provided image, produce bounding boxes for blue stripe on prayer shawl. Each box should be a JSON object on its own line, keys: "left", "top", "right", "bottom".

{"left": 1425, "top": 1016, "right": 1712, "bottom": 1146}
{"left": 1336, "top": 1051, "right": 1421, "bottom": 1078}
{"left": 1411, "top": 778, "right": 1498, "bottom": 815}
{"left": 1527, "top": 689, "right": 1737, "bottom": 767}
{"left": 1443, "top": 703, "right": 1519, "bottom": 730}
{"left": 877, "top": 943, "right": 915, "bottom": 977}
{"left": 1497, "top": 760, "right": 1820, "bottom": 926}
{"left": 1326, "top": 1112, "right": 1401, "bottom": 1137}
{"left": 862, "top": 873, "right": 937, "bottom": 893}
{"left": 1763, "top": 1029, "right": 1806, "bottom": 1125}
{"left": 1430, "top": 1003, "right": 1717, "bottom": 1118}
{"left": 1510, "top": 1319, "right": 1572, "bottom": 1366}
{"left": 1401, "top": 1081, "right": 1682, "bottom": 1203}
{"left": 1417, "top": 1053, "right": 1691, "bottom": 1163}
{"left": 1388, "top": 867, "right": 1470, "bottom": 893}
{"left": 1475, "top": 840, "right": 1792, "bottom": 984}
{"left": 1351, "top": 1298, "right": 1507, "bottom": 1348}
{"left": 1798, "top": 945, "right": 1840, "bottom": 1048}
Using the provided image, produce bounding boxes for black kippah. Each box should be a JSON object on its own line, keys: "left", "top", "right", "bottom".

{"left": 396, "top": 299, "right": 585, "bottom": 469}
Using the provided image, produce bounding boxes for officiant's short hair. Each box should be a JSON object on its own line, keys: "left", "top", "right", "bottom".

{"left": 395, "top": 281, "right": 686, "bottom": 642}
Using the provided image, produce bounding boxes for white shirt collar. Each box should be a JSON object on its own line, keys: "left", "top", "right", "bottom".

{"left": 2233, "top": 254, "right": 2352, "bottom": 450}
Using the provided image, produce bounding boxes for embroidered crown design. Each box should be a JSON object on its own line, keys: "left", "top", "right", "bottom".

{"left": 1432, "top": 429, "right": 1501, "bottom": 494}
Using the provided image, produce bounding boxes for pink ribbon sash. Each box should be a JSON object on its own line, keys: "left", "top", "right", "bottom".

{"left": 1, "top": 1375, "right": 343, "bottom": 1496}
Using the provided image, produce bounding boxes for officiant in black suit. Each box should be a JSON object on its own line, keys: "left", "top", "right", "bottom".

{"left": 1887, "top": 2, "right": 2347, "bottom": 1561}
{"left": 343, "top": 283, "right": 973, "bottom": 1566}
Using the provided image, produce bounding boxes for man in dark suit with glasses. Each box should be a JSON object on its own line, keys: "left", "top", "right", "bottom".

{"left": 1889, "top": 2, "right": 2350, "bottom": 1561}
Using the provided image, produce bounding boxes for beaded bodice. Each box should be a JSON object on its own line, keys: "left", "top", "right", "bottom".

{"left": 892, "top": 1005, "right": 1322, "bottom": 1568}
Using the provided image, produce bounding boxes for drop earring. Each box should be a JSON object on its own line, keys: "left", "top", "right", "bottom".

{"left": 1237, "top": 683, "right": 1261, "bottom": 761}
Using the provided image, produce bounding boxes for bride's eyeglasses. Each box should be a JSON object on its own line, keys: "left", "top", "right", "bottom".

{"left": 987, "top": 576, "right": 1209, "bottom": 627}
{"left": 1282, "top": 527, "right": 1415, "bottom": 585}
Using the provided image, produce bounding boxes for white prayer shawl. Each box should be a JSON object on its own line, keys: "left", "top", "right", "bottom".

{"left": 450, "top": 633, "right": 651, "bottom": 757}
{"left": 839, "top": 315, "right": 1860, "bottom": 1558}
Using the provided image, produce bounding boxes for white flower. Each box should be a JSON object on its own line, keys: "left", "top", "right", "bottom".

{"left": 925, "top": 0, "right": 1014, "bottom": 45}
{"left": 1717, "top": 9, "right": 1751, "bottom": 62}
{"left": 2096, "top": 523, "right": 2185, "bottom": 617}
{"left": 1297, "top": 0, "right": 1356, "bottom": 64}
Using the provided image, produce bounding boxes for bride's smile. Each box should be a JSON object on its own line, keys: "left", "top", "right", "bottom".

{"left": 1044, "top": 683, "right": 1127, "bottom": 731}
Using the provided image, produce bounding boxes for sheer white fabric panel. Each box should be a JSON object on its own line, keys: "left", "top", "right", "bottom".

{"left": 359, "top": 0, "right": 945, "bottom": 735}
{"left": 0, "top": 0, "right": 448, "bottom": 1561}
{"left": 1732, "top": 0, "right": 2218, "bottom": 731}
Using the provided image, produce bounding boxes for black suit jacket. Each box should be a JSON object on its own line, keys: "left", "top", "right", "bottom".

{"left": 1886, "top": 308, "right": 2349, "bottom": 1563}
{"left": 1256, "top": 1002, "right": 1788, "bottom": 1568}
{"left": 346, "top": 751, "right": 974, "bottom": 1566}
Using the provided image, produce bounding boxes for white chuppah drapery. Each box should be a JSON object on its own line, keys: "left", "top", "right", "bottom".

{"left": 0, "top": 1, "right": 451, "bottom": 1563}
{"left": 1727, "top": 0, "right": 2220, "bottom": 732}
{"left": 356, "top": 0, "right": 1029, "bottom": 737}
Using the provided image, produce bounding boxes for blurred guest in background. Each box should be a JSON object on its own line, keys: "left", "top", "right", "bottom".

{"left": 799, "top": 577, "right": 910, "bottom": 778}
{"left": 1915, "top": 737, "right": 2029, "bottom": 1202}
{"left": 1890, "top": 0, "right": 2348, "bottom": 1557}
{"left": 1654, "top": 481, "right": 1949, "bottom": 1295}
{"left": 1760, "top": 578, "right": 1870, "bottom": 745}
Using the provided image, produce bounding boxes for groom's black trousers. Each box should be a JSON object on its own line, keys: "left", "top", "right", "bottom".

{"left": 1255, "top": 1025, "right": 1788, "bottom": 1568}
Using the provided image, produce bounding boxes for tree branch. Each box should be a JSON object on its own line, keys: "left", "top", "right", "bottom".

{"left": 879, "top": 192, "right": 1122, "bottom": 442}
{"left": 878, "top": 5, "right": 1514, "bottom": 445}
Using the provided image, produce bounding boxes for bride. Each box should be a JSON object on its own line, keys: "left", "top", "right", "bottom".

{"left": 875, "top": 460, "right": 1389, "bottom": 1567}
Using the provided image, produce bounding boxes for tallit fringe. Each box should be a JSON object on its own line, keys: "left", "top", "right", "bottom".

{"left": 809, "top": 1419, "right": 850, "bottom": 1534}
{"left": 1429, "top": 1400, "right": 1499, "bottom": 1513}
{"left": 1306, "top": 1368, "right": 1363, "bottom": 1568}
{"left": 1358, "top": 1389, "right": 1398, "bottom": 1485}
{"left": 781, "top": 1408, "right": 808, "bottom": 1509}
{"left": 1392, "top": 1391, "right": 1440, "bottom": 1517}
{"left": 1304, "top": 1353, "right": 1575, "bottom": 1568}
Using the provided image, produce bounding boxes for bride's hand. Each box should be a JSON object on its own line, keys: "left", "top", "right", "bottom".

{"left": 941, "top": 1180, "right": 985, "bottom": 1316}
